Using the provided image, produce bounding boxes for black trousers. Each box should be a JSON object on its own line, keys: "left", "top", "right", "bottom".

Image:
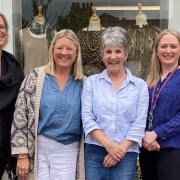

{"left": 0, "top": 147, "right": 17, "bottom": 180}
{"left": 139, "top": 148, "right": 180, "bottom": 180}
{"left": 0, "top": 156, "right": 6, "bottom": 179}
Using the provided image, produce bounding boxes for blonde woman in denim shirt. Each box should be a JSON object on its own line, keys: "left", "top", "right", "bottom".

{"left": 11, "top": 29, "right": 84, "bottom": 180}
{"left": 82, "top": 26, "right": 149, "bottom": 180}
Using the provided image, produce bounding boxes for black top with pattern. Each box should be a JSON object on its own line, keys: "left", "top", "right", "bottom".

{"left": 77, "top": 29, "right": 106, "bottom": 76}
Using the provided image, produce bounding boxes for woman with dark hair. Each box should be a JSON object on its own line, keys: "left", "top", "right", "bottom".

{"left": 0, "top": 12, "right": 24, "bottom": 178}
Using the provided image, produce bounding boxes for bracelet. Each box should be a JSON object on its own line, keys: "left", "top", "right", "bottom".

{"left": 17, "top": 153, "right": 28, "bottom": 159}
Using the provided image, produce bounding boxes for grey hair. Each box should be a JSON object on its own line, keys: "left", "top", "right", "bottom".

{"left": 101, "top": 26, "right": 129, "bottom": 55}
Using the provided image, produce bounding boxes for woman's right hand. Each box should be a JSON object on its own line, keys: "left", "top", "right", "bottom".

{"left": 103, "top": 154, "right": 118, "bottom": 168}
{"left": 145, "top": 141, "right": 160, "bottom": 151}
{"left": 16, "top": 156, "right": 30, "bottom": 180}
{"left": 105, "top": 141, "right": 125, "bottom": 161}
{"left": 90, "top": 130, "right": 125, "bottom": 161}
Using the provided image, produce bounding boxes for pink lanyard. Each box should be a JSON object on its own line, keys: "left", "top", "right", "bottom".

{"left": 151, "top": 68, "right": 177, "bottom": 111}
{"left": 147, "top": 68, "right": 177, "bottom": 131}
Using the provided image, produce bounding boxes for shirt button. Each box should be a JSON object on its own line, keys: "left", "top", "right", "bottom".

{"left": 162, "top": 137, "right": 166, "bottom": 140}
{"left": 111, "top": 125, "right": 115, "bottom": 129}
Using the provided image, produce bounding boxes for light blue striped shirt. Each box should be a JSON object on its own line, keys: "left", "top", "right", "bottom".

{"left": 82, "top": 68, "right": 149, "bottom": 153}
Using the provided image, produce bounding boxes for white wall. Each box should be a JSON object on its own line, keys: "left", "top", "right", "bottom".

{"left": 168, "top": 0, "right": 180, "bottom": 30}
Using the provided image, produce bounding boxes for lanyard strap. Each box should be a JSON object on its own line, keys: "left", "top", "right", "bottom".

{"left": 147, "top": 69, "right": 177, "bottom": 131}
{"left": 151, "top": 68, "right": 178, "bottom": 111}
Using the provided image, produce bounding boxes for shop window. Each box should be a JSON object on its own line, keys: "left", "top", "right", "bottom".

{"left": 17, "top": 0, "right": 165, "bottom": 79}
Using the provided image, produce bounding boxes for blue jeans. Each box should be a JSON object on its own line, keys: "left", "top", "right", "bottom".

{"left": 85, "top": 144, "right": 138, "bottom": 180}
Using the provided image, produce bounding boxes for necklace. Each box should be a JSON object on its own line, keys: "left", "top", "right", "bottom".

{"left": 30, "top": 20, "right": 46, "bottom": 35}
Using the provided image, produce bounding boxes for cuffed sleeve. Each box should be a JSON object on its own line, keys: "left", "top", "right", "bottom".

{"left": 154, "top": 112, "right": 180, "bottom": 140}
{"left": 81, "top": 78, "right": 100, "bottom": 137}
{"left": 11, "top": 70, "right": 37, "bottom": 155}
{"left": 125, "top": 82, "right": 149, "bottom": 146}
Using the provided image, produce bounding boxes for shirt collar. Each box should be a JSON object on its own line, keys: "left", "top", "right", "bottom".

{"left": 98, "top": 67, "right": 137, "bottom": 86}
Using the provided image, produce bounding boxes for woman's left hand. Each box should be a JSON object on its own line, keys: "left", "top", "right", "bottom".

{"left": 143, "top": 131, "right": 157, "bottom": 145}
{"left": 16, "top": 156, "right": 29, "bottom": 180}
{"left": 105, "top": 141, "right": 125, "bottom": 161}
{"left": 103, "top": 154, "right": 118, "bottom": 168}
{"left": 103, "top": 142, "right": 127, "bottom": 168}
{"left": 103, "top": 140, "right": 134, "bottom": 168}
{"left": 146, "top": 141, "right": 160, "bottom": 151}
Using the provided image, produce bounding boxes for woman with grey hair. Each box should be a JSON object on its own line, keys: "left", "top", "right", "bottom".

{"left": 82, "top": 26, "right": 149, "bottom": 180}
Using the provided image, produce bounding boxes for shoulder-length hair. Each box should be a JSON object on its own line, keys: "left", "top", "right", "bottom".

{"left": 0, "top": 12, "right": 9, "bottom": 48}
{"left": 46, "top": 29, "right": 84, "bottom": 80}
{"left": 147, "top": 29, "right": 180, "bottom": 88}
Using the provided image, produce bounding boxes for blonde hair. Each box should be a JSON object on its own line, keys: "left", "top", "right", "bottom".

{"left": 147, "top": 29, "right": 180, "bottom": 88}
{"left": 0, "top": 12, "right": 8, "bottom": 47}
{"left": 46, "top": 29, "right": 84, "bottom": 80}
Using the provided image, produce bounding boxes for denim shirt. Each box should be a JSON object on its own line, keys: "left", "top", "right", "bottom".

{"left": 38, "top": 74, "right": 83, "bottom": 144}
{"left": 82, "top": 68, "right": 149, "bottom": 153}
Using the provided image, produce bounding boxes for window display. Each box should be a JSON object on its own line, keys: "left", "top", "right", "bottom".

{"left": 77, "top": 7, "right": 106, "bottom": 76}
{"left": 16, "top": 0, "right": 164, "bottom": 79}
{"left": 135, "top": 3, "right": 148, "bottom": 28}
{"left": 19, "top": 4, "right": 48, "bottom": 74}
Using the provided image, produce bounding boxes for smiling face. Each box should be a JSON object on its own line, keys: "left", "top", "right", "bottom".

{"left": 53, "top": 37, "right": 77, "bottom": 71}
{"left": 0, "top": 16, "right": 7, "bottom": 49}
{"left": 157, "top": 33, "right": 180, "bottom": 68}
{"left": 103, "top": 44, "right": 127, "bottom": 74}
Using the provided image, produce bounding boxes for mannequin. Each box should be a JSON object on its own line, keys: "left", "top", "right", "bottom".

{"left": 34, "top": 5, "right": 45, "bottom": 25}
{"left": 77, "top": 7, "right": 105, "bottom": 76}
{"left": 126, "top": 3, "right": 160, "bottom": 79}
{"left": 19, "top": 5, "right": 48, "bottom": 74}
{"left": 83, "top": 7, "right": 105, "bottom": 31}
{"left": 136, "top": 3, "right": 148, "bottom": 28}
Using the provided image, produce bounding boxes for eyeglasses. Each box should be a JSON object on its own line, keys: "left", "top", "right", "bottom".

{"left": 0, "top": 26, "right": 6, "bottom": 33}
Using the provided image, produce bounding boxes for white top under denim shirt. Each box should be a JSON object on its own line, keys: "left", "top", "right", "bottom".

{"left": 82, "top": 68, "right": 149, "bottom": 153}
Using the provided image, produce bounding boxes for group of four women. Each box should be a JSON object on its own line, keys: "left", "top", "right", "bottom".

{"left": 1, "top": 11, "right": 180, "bottom": 180}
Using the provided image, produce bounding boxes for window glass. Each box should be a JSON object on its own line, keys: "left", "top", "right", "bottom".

{"left": 18, "top": 0, "right": 165, "bottom": 78}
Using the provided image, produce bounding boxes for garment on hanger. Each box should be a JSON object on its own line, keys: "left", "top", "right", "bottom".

{"left": 77, "top": 29, "right": 105, "bottom": 76}
{"left": 77, "top": 7, "right": 106, "bottom": 76}
{"left": 19, "top": 26, "right": 48, "bottom": 75}
{"left": 127, "top": 24, "right": 161, "bottom": 79}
